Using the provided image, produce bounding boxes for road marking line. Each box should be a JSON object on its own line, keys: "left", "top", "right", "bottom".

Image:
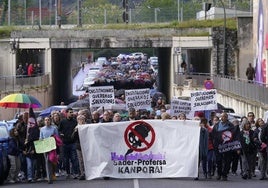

{"left": 133, "top": 178, "right": 139, "bottom": 188}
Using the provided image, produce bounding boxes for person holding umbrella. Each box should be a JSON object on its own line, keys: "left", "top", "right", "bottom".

{"left": 24, "top": 108, "right": 39, "bottom": 182}
{"left": 14, "top": 112, "right": 28, "bottom": 181}
{"left": 0, "top": 93, "right": 42, "bottom": 182}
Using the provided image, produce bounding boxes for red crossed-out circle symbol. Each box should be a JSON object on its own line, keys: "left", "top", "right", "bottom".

{"left": 222, "top": 130, "right": 232, "bottom": 143}
{"left": 204, "top": 80, "right": 214, "bottom": 90}
{"left": 124, "top": 121, "right": 155, "bottom": 152}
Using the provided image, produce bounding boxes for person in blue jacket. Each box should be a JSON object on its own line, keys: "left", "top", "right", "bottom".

{"left": 7, "top": 128, "right": 21, "bottom": 183}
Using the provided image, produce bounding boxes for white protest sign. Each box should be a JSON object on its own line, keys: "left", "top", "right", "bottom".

{"left": 87, "top": 86, "right": 115, "bottom": 108}
{"left": 78, "top": 120, "right": 200, "bottom": 180}
{"left": 190, "top": 89, "right": 217, "bottom": 111}
{"left": 170, "top": 99, "right": 191, "bottom": 116}
{"left": 125, "top": 88, "right": 151, "bottom": 110}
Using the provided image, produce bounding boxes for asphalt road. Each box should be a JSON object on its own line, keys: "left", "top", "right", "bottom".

{"left": 2, "top": 172, "right": 268, "bottom": 188}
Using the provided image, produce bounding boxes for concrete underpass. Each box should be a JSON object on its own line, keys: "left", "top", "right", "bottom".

{"left": 9, "top": 30, "right": 213, "bottom": 105}
{"left": 15, "top": 47, "right": 212, "bottom": 104}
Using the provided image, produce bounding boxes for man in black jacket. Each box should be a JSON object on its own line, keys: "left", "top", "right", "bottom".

{"left": 212, "top": 112, "right": 241, "bottom": 181}
{"left": 58, "top": 108, "right": 79, "bottom": 179}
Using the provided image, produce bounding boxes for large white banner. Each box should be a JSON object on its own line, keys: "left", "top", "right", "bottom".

{"left": 190, "top": 89, "right": 217, "bottom": 111}
{"left": 78, "top": 120, "right": 200, "bottom": 180}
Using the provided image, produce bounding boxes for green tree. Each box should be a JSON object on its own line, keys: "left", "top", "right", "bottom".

{"left": 83, "top": 0, "right": 110, "bottom": 8}
{"left": 135, "top": 0, "right": 200, "bottom": 23}
{"left": 0, "top": 0, "right": 8, "bottom": 25}
{"left": 71, "top": 0, "right": 122, "bottom": 24}
{"left": 142, "top": 0, "right": 176, "bottom": 8}
{"left": 0, "top": 0, "right": 35, "bottom": 25}
{"left": 212, "top": 0, "right": 251, "bottom": 11}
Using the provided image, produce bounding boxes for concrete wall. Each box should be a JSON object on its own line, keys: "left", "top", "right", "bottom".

{"left": 253, "top": 0, "right": 268, "bottom": 84}
{"left": 211, "top": 27, "right": 238, "bottom": 76}
{"left": 0, "top": 86, "right": 52, "bottom": 120}
{"left": 11, "top": 28, "right": 210, "bottom": 39}
{"left": 0, "top": 39, "right": 12, "bottom": 76}
{"left": 217, "top": 91, "right": 267, "bottom": 118}
{"left": 237, "top": 17, "right": 253, "bottom": 80}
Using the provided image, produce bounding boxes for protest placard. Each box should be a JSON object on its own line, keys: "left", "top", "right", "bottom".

{"left": 125, "top": 88, "right": 151, "bottom": 110}
{"left": 34, "top": 137, "right": 56, "bottom": 154}
{"left": 190, "top": 89, "right": 217, "bottom": 111}
{"left": 170, "top": 98, "right": 191, "bottom": 116}
{"left": 88, "top": 86, "right": 115, "bottom": 108}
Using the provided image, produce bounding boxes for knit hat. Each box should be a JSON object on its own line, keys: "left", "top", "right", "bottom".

{"left": 28, "top": 107, "right": 37, "bottom": 127}
{"left": 196, "top": 111, "right": 204, "bottom": 118}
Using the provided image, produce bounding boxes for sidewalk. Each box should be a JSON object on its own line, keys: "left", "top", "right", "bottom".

{"left": 72, "top": 63, "right": 91, "bottom": 96}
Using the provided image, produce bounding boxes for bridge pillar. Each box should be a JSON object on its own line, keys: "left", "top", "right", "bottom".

{"left": 158, "top": 47, "right": 171, "bottom": 103}
{"left": 44, "top": 48, "right": 52, "bottom": 84}
{"left": 9, "top": 52, "right": 16, "bottom": 76}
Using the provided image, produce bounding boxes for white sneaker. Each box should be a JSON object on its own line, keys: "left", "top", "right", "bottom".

{"left": 60, "top": 170, "right": 67, "bottom": 176}
{"left": 8, "top": 180, "right": 16, "bottom": 184}
{"left": 17, "top": 171, "right": 25, "bottom": 180}
{"left": 36, "top": 177, "right": 44, "bottom": 182}
{"left": 73, "top": 174, "right": 79, "bottom": 179}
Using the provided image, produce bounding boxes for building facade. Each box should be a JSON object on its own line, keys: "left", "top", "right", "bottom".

{"left": 253, "top": 0, "right": 268, "bottom": 84}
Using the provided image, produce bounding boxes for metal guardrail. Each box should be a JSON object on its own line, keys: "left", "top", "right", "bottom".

{"left": 0, "top": 74, "right": 50, "bottom": 93}
{"left": 0, "top": 3, "right": 252, "bottom": 26}
{"left": 175, "top": 73, "right": 268, "bottom": 105}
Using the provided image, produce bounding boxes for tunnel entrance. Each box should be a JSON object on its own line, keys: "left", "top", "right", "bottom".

{"left": 15, "top": 47, "right": 210, "bottom": 106}
{"left": 49, "top": 47, "right": 171, "bottom": 105}
{"left": 51, "top": 49, "right": 73, "bottom": 104}
{"left": 187, "top": 49, "right": 211, "bottom": 73}
{"left": 16, "top": 49, "right": 45, "bottom": 76}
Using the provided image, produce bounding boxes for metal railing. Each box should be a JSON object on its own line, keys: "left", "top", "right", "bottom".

{"left": 0, "top": 2, "right": 252, "bottom": 26}
{"left": 0, "top": 74, "right": 50, "bottom": 93}
{"left": 175, "top": 73, "right": 268, "bottom": 105}
{"left": 1, "top": 71, "right": 266, "bottom": 106}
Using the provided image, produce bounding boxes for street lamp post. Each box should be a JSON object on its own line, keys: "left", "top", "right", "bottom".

{"left": 24, "top": 0, "right": 27, "bottom": 25}
{"left": 219, "top": 0, "right": 227, "bottom": 75}
{"left": 8, "top": 0, "right": 10, "bottom": 26}
{"left": 154, "top": 8, "right": 160, "bottom": 23}
{"left": 77, "top": 0, "right": 82, "bottom": 27}
{"left": 39, "top": 0, "right": 42, "bottom": 26}
{"left": 178, "top": 0, "right": 180, "bottom": 22}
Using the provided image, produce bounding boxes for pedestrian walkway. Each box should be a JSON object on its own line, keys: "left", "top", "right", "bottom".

{"left": 72, "top": 63, "right": 91, "bottom": 96}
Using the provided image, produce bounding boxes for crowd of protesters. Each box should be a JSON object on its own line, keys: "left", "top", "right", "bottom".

{"left": 5, "top": 98, "right": 268, "bottom": 184}
{"left": 4, "top": 56, "right": 268, "bottom": 184}
{"left": 16, "top": 63, "right": 42, "bottom": 77}
{"left": 85, "top": 55, "right": 158, "bottom": 90}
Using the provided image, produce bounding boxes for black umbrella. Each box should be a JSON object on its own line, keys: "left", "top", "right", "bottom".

{"left": 115, "top": 89, "right": 125, "bottom": 97}
{"left": 151, "top": 92, "right": 166, "bottom": 108}
{"left": 152, "top": 92, "right": 166, "bottom": 103}
{"left": 67, "top": 97, "right": 90, "bottom": 109}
